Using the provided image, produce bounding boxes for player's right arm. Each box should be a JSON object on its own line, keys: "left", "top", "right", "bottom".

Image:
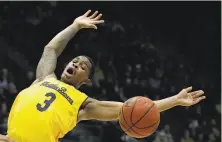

{"left": 33, "top": 10, "right": 104, "bottom": 84}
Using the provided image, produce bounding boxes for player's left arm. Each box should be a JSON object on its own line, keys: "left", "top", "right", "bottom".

{"left": 154, "top": 87, "right": 205, "bottom": 112}
{"left": 78, "top": 98, "right": 123, "bottom": 121}
{"left": 78, "top": 87, "right": 205, "bottom": 121}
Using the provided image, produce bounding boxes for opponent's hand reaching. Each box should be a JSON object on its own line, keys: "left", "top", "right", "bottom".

{"left": 176, "top": 87, "right": 206, "bottom": 106}
{"left": 0, "top": 135, "right": 14, "bottom": 142}
{"left": 74, "top": 10, "right": 104, "bottom": 30}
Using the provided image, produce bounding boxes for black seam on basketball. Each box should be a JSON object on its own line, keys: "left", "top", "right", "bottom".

{"left": 121, "top": 102, "right": 133, "bottom": 129}
{"left": 126, "top": 103, "right": 155, "bottom": 131}
{"left": 130, "top": 97, "right": 142, "bottom": 126}
{"left": 121, "top": 99, "right": 146, "bottom": 137}
{"left": 131, "top": 103, "right": 155, "bottom": 127}
{"left": 119, "top": 119, "right": 128, "bottom": 129}
{"left": 120, "top": 121, "right": 147, "bottom": 137}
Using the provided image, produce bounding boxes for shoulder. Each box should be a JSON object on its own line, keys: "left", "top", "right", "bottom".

{"left": 77, "top": 97, "right": 98, "bottom": 122}
{"left": 81, "top": 97, "right": 98, "bottom": 109}
{"left": 31, "top": 73, "right": 57, "bottom": 86}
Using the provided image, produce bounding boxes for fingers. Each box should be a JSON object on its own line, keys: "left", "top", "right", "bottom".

{"left": 89, "top": 11, "right": 98, "bottom": 19}
{"left": 91, "top": 20, "right": 104, "bottom": 24}
{"left": 81, "top": 10, "right": 104, "bottom": 30}
{"left": 192, "top": 96, "right": 206, "bottom": 105}
{"left": 185, "top": 86, "right": 192, "bottom": 92}
{"left": 93, "top": 13, "right": 102, "bottom": 20}
{"left": 188, "top": 91, "right": 200, "bottom": 96}
{"left": 88, "top": 24, "right": 98, "bottom": 30}
{"left": 87, "top": 21, "right": 103, "bottom": 30}
{"left": 190, "top": 90, "right": 204, "bottom": 98}
{"left": 84, "top": 10, "right": 103, "bottom": 21}
{"left": 83, "top": 10, "right": 92, "bottom": 17}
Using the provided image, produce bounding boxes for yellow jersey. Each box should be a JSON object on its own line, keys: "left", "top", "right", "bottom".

{"left": 7, "top": 78, "right": 88, "bottom": 142}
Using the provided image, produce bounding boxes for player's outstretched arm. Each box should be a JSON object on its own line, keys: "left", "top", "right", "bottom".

{"left": 154, "top": 87, "right": 205, "bottom": 112}
{"left": 78, "top": 87, "right": 205, "bottom": 121}
{"left": 34, "top": 10, "right": 104, "bottom": 82}
{"left": 78, "top": 98, "right": 123, "bottom": 121}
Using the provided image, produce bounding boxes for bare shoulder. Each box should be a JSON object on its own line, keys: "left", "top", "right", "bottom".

{"left": 30, "top": 73, "right": 57, "bottom": 86}
{"left": 81, "top": 97, "right": 98, "bottom": 108}
{"left": 78, "top": 97, "right": 98, "bottom": 122}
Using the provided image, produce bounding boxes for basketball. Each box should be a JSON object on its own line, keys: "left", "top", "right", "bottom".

{"left": 119, "top": 96, "right": 160, "bottom": 138}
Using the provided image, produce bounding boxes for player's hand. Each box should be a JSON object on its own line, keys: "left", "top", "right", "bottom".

{"left": 73, "top": 10, "right": 104, "bottom": 30}
{"left": 0, "top": 135, "right": 15, "bottom": 142}
{"left": 176, "top": 87, "right": 206, "bottom": 106}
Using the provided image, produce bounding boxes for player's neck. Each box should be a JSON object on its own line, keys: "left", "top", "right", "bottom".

{"left": 60, "top": 79, "right": 80, "bottom": 89}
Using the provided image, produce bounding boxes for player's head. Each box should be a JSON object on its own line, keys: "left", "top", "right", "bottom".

{"left": 61, "top": 55, "right": 95, "bottom": 88}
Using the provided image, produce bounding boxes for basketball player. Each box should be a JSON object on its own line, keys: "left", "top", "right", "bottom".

{"left": 1, "top": 10, "right": 205, "bottom": 142}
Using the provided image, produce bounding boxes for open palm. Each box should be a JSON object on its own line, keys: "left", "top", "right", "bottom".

{"left": 74, "top": 10, "right": 104, "bottom": 30}
{"left": 176, "top": 87, "right": 206, "bottom": 106}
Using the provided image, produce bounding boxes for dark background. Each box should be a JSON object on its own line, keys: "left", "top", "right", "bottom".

{"left": 0, "top": 2, "right": 220, "bottom": 142}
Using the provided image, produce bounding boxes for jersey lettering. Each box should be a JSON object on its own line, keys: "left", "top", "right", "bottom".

{"left": 40, "top": 81, "right": 73, "bottom": 105}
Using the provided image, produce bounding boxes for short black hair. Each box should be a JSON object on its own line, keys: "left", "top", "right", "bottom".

{"left": 83, "top": 55, "right": 95, "bottom": 79}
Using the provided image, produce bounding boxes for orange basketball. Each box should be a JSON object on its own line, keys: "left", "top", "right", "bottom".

{"left": 119, "top": 96, "right": 160, "bottom": 138}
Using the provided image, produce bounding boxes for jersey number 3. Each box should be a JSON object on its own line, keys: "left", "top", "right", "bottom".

{"left": 37, "top": 92, "right": 56, "bottom": 112}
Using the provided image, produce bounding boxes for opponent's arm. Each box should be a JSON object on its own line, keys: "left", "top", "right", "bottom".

{"left": 34, "top": 10, "right": 104, "bottom": 82}
{"left": 78, "top": 87, "right": 205, "bottom": 121}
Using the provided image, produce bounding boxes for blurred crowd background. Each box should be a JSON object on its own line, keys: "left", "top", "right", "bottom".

{"left": 0, "top": 2, "right": 221, "bottom": 142}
